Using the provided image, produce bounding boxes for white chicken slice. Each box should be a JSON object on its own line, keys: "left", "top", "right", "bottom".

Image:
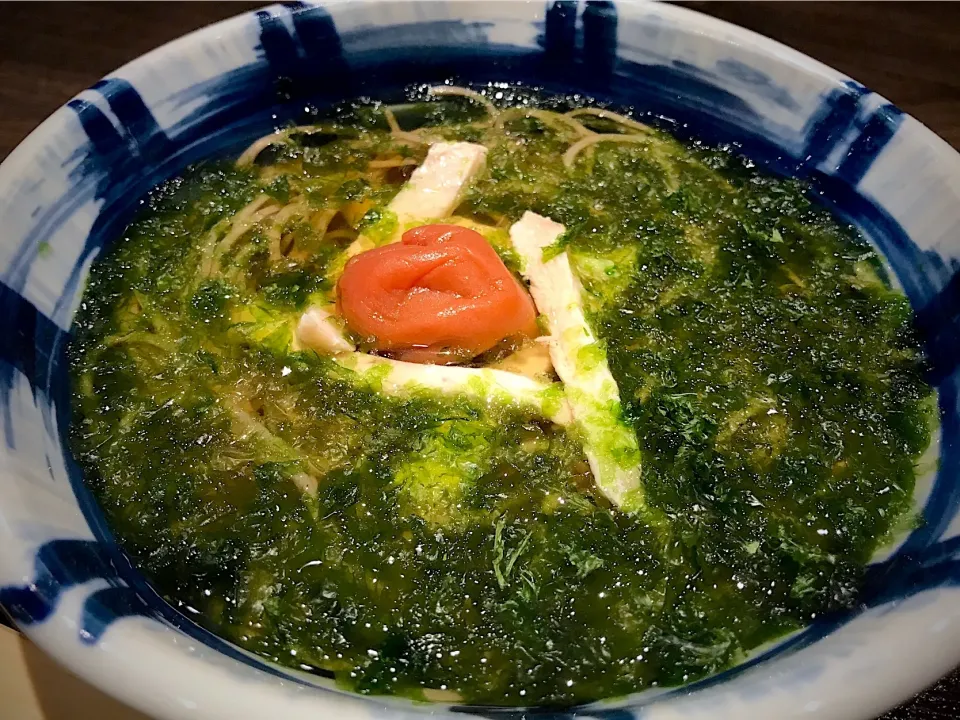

{"left": 491, "top": 342, "right": 555, "bottom": 381}
{"left": 294, "top": 307, "right": 569, "bottom": 426}
{"left": 334, "top": 352, "right": 571, "bottom": 427}
{"left": 510, "top": 211, "right": 662, "bottom": 526}
{"left": 295, "top": 305, "right": 355, "bottom": 354}
{"left": 388, "top": 141, "right": 488, "bottom": 224}
{"left": 341, "top": 141, "right": 489, "bottom": 260}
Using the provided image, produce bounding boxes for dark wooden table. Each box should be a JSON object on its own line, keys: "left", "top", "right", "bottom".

{"left": 1, "top": 3, "right": 958, "bottom": 719}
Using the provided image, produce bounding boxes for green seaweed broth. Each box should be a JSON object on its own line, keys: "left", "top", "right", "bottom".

{"left": 69, "top": 88, "right": 934, "bottom": 707}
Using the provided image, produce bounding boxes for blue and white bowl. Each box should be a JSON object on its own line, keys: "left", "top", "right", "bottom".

{"left": 2, "top": 2, "right": 959, "bottom": 718}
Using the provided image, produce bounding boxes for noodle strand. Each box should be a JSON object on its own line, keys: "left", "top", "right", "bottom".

{"left": 383, "top": 107, "right": 403, "bottom": 134}
{"left": 202, "top": 195, "right": 277, "bottom": 276}
{"left": 494, "top": 108, "right": 594, "bottom": 138}
{"left": 563, "top": 134, "right": 655, "bottom": 169}
{"left": 266, "top": 202, "right": 310, "bottom": 262}
{"left": 367, "top": 157, "right": 420, "bottom": 170}
{"left": 381, "top": 106, "right": 430, "bottom": 146}
{"left": 428, "top": 85, "right": 498, "bottom": 117}
{"left": 564, "top": 108, "right": 655, "bottom": 135}
{"left": 236, "top": 125, "right": 344, "bottom": 167}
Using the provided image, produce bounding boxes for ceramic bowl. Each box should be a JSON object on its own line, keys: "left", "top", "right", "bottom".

{"left": 2, "top": 2, "right": 960, "bottom": 719}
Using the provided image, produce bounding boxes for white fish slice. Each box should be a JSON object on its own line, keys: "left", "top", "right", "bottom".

{"left": 509, "top": 211, "right": 662, "bottom": 526}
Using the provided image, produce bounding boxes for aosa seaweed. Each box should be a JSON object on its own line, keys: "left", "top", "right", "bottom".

{"left": 69, "top": 91, "right": 933, "bottom": 706}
